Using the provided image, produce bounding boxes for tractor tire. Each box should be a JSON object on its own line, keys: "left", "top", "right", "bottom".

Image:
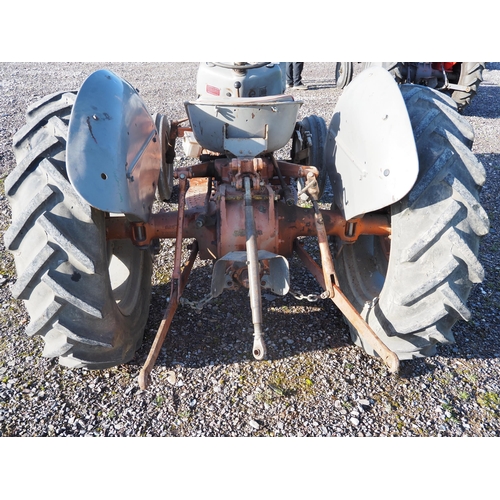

{"left": 4, "top": 91, "right": 153, "bottom": 369}
{"left": 292, "top": 115, "right": 328, "bottom": 200}
{"left": 362, "top": 62, "right": 485, "bottom": 112}
{"left": 448, "top": 62, "right": 485, "bottom": 112}
{"left": 335, "top": 62, "right": 353, "bottom": 89}
{"left": 361, "top": 62, "right": 407, "bottom": 82}
{"left": 154, "top": 113, "right": 174, "bottom": 202}
{"left": 333, "top": 84, "right": 489, "bottom": 360}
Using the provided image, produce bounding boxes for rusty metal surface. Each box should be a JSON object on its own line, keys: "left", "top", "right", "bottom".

{"left": 103, "top": 149, "right": 396, "bottom": 381}
{"left": 138, "top": 176, "right": 196, "bottom": 390}
{"left": 330, "top": 284, "right": 400, "bottom": 373}
{"left": 293, "top": 241, "right": 399, "bottom": 373}
{"left": 105, "top": 192, "right": 390, "bottom": 258}
{"left": 138, "top": 241, "right": 199, "bottom": 390}
{"left": 186, "top": 177, "right": 210, "bottom": 209}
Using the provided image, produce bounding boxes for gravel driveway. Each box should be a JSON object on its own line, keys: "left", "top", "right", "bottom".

{"left": 0, "top": 62, "right": 499, "bottom": 438}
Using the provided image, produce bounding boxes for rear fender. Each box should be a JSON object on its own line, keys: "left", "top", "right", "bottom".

{"left": 67, "top": 69, "right": 160, "bottom": 222}
{"left": 325, "top": 66, "right": 419, "bottom": 220}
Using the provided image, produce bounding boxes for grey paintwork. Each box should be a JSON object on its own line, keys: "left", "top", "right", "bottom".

{"left": 66, "top": 69, "right": 160, "bottom": 222}
{"left": 324, "top": 66, "right": 419, "bottom": 220}
{"left": 185, "top": 97, "right": 302, "bottom": 158}
{"left": 196, "top": 62, "right": 285, "bottom": 98}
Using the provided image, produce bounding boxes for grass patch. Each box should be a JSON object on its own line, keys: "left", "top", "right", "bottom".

{"left": 477, "top": 392, "right": 500, "bottom": 413}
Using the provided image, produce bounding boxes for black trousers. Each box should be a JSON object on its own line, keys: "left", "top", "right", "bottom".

{"left": 286, "top": 62, "right": 304, "bottom": 86}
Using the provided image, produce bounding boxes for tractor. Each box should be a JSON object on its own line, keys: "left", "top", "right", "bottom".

{"left": 336, "top": 62, "right": 485, "bottom": 111}
{"left": 4, "top": 62, "right": 489, "bottom": 389}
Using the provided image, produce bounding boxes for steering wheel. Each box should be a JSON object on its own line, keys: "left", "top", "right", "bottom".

{"left": 211, "top": 62, "right": 271, "bottom": 70}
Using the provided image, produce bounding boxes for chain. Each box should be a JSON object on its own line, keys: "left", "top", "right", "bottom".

{"left": 181, "top": 289, "right": 326, "bottom": 309}
{"left": 179, "top": 293, "right": 214, "bottom": 311}
{"left": 289, "top": 289, "right": 327, "bottom": 303}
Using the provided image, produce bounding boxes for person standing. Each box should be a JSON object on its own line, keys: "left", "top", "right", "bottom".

{"left": 286, "top": 62, "right": 306, "bottom": 89}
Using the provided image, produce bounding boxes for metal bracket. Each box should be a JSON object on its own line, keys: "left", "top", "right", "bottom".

{"left": 211, "top": 250, "right": 289, "bottom": 298}
{"left": 138, "top": 176, "right": 197, "bottom": 390}
{"left": 293, "top": 242, "right": 400, "bottom": 374}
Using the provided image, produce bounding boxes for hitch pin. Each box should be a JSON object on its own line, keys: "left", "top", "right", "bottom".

{"left": 133, "top": 223, "right": 146, "bottom": 243}
{"left": 346, "top": 222, "right": 356, "bottom": 238}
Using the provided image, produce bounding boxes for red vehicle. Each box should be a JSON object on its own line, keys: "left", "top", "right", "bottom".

{"left": 336, "top": 62, "right": 485, "bottom": 111}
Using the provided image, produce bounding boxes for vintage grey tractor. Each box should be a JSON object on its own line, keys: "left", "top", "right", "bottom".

{"left": 4, "top": 62, "right": 489, "bottom": 389}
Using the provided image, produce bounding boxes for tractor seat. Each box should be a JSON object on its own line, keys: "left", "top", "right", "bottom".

{"left": 184, "top": 95, "right": 303, "bottom": 157}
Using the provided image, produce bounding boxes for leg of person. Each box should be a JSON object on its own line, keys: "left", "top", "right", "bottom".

{"left": 293, "top": 62, "right": 304, "bottom": 86}
{"left": 286, "top": 63, "right": 294, "bottom": 88}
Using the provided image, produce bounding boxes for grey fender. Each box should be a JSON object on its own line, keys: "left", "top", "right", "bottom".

{"left": 67, "top": 69, "right": 160, "bottom": 222}
{"left": 325, "top": 66, "right": 419, "bottom": 220}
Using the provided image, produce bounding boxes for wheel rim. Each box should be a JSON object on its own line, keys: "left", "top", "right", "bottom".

{"left": 337, "top": 234, "right": 390, "bottom": 307}
{"left": 107, "top": 239, "right": 146, "bottom": 316}
{"left": 336, "top": 62, "right": 352, "bottom": 89}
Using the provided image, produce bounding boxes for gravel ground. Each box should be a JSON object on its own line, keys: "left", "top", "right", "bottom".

{"left": 0, "top": 62, "right": 499, "bottom": 446}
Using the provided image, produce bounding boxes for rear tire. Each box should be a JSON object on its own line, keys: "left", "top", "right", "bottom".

{"left": 4, "top": 91, "right": 153, "bottom": 369}
{"left": 335, "top": 62, "right": 353, "bottom": 89}
{"left": 448, "top": 62, "right": 485, "bottom": 111}
{"left": 154, "top": 113, "right": 174, "bottom": 202}
{"left": 291, "top": 115, "right": 328, "bottom": 200}
{"left": 361, "top": 62, "right": 407, "bottom": 82}
{"left": 333, "top": 84, "right": 489, "bottom": 359}
{"left": 362, "top": 62, "right": 485, "bottom": 111}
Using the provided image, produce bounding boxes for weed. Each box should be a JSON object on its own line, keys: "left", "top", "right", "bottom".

{"left": 441, "top": 402, "right": 460, "bottom": 423}
{"left": 177, "top": 410, "right": 191, "bottom": 419}
{"left": 342, "top": 401, "right": 353, "bottom": 411}
{"left": 255, "top": 390, "right": 275, "bottom": 406}
{"left": 304, "top": 378, "right": 313, "bottom": 387}
{"left": 461, "top": 370, "right": 478, "bottom": 386}
{"left": 477, "top": 392, "right": 500, "bottom": 412}
{"left": 395, "top": 415, "right": 404, "bottom": 431}
{"left": 437, "top": 371, "right": 454, "bottom": 386}
{"left": 267, "top": 382, "right": 286, "bottom": 397}
{"left": 267, "top": 363, "right": 316, "bottom": 399}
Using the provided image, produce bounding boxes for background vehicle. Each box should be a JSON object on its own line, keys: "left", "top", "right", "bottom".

{"left": 338, "top": 62, "right": 485, "bottom": 111}
{"left": 4, "top": 62, "right": 489, "bottom": 388}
